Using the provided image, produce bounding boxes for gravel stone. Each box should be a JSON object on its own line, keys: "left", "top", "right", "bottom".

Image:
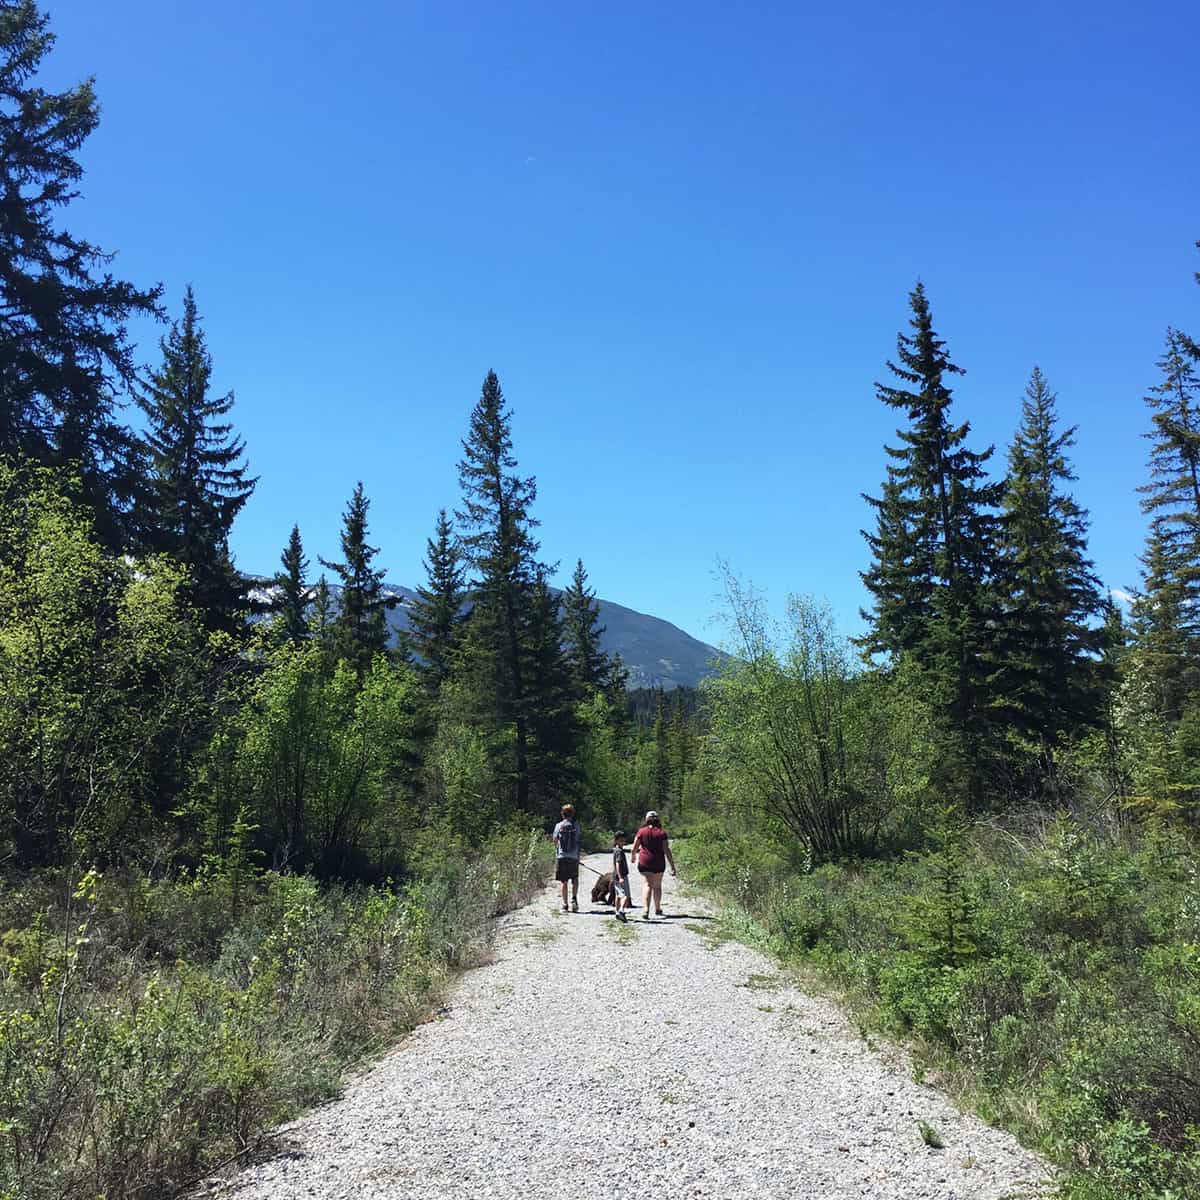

{"left": 207, "top": 855, "right": 1050, "bottom": 1199}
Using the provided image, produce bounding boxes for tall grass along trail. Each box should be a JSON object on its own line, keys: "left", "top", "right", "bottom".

{"left": 209, "top": 854, "right": 1047, "bottom": 1199}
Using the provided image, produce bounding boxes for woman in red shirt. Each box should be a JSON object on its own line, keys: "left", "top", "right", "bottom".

{"left": 630, "top": 810, "right": 676, "bottom": 921}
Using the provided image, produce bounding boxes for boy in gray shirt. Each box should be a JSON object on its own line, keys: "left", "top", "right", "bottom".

{"left": 552, "top": 803, "right": 581, "bottom": 912}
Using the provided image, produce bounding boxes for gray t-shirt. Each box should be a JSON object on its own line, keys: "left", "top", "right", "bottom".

{"left": 553, "top": 818, "right": 580, "bottom": 859}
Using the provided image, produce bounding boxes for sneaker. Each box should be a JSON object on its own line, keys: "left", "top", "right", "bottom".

{"left": 616, "top": 910, "right": 627, "bottom": 922}
{"left": 571, "top": 899, "right": 579, "bottom": 912}
{"left": 642, "top": 912, "right": 650, "bottom": 921}
{"left": 561, "top": 903, "right": 569, "bottom": 912}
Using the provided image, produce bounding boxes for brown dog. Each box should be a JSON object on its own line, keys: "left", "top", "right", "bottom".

{"left": 590, "top": 871, "right": 615, "bottom": 906}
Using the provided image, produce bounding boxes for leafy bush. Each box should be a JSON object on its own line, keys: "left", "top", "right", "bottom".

{"left": 0, "top": 825, "right": 552, "bottom": 1200}
{"left": 677, "top": 812, "right": 1200, "bottom": 1198}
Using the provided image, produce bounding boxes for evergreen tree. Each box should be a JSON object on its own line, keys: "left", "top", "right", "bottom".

{"left": 1136, "top": 327, "right": 1200, "bottom": 651}
{"left": 1095, "top": 597, "right": 1132, "bottom": 801}
{"left": 139, "top": 287, "right": 256, "bottom": 630}
{"left": 455, "top": 370, "right": 540, "bottom": 810}
{"left": 669, "top": 688, "right": 692, "bottom": 809}
{"left": 525, "top": 568, "right": 582, "bottom": 816}
{"left": 1178, "top": 239, "right": 1200, "bottom": 365}
{"left": 319, "top": 482, "right": 390, "bottom": 678}
{"left": 274, "top": 524, "right": 309, "bottom": 644}
{"left": 310, "top": 574, "right": 334, "bottom": 648}
{"left": 652, "top": 690, "right": 671, "bottom": 811}
{"left": 407, "top": 508, "right": 466, "bottom": 692}
{"left": 562, "top": 558, "right": 611, "bottom": 694}
{"left": 860, "top": 283, "right": 1003, "bottom": 806}
{"left": 0, "top": 1, "right": 161, "bottom": 545}
{"left": 994, "top": 367, "right": 1108, "bottom": 797}
{"left": 1130, "top": 522, "right": 1199, "bottom": 722}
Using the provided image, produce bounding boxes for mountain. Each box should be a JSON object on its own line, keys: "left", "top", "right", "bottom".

{"left": 247, "top": 579, "right": 724, "bottom": 690}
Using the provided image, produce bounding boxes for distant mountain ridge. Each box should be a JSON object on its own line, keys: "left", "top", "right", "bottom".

{"left": 247, "top": 579, "right": 724, "bottom": 690}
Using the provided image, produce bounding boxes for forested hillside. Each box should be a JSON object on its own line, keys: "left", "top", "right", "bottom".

{"left": 247, "top": 578, "right": 724, "bottom": 691}
{"left": 1, "top": 3, "right": 1198, "bottom": 1199}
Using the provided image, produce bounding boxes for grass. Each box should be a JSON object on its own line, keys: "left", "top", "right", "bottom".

{"left": 605, "top": 917, "right": 640, "bottom": 946}
{"left": 738, "top": 972, "right": 782, "bottom": 991}
{"left": 918, "top": 1120, "right": 946, "bottom": 1149}
{"left": 0, "top": 827, "right": 553, "bottom": 1200}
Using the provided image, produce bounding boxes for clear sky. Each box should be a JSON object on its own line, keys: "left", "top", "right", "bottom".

{"left": 40, "top": 0, "right": 1200, "bottom": 646}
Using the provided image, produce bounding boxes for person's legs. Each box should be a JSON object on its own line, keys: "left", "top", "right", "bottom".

{"left": 556, "top": 859, "right": 570, "bottom": 910}
{"left": 642, "top": 871, "right": 663, "bottom": 918}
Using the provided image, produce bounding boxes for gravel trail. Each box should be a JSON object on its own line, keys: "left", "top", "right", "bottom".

{"left": 213, "top": 855, "right": 1049, "bottom": 1200}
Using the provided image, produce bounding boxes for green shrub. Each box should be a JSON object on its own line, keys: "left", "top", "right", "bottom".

{"left": 0, "top": 823, "right": 552, "bottom": 1200}
{"left": 682, "top": 808, "right": 1200, "bottom": 1199}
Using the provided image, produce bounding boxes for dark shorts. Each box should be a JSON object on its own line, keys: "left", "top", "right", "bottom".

{"left": 555, "top": 857, "right": 579, "bottom": 882}
{"left": 638, "top": 863, "right": 666, "bottom": 876}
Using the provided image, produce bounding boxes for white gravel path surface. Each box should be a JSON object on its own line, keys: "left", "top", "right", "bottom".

{"left": 212, "top": 855, "right": 1049, "bottom": 1200}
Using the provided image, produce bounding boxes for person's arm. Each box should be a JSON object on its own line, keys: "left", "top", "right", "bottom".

{"left": 630, "top": 833, "right": 642, "bottom": 862}
{"left": 665, "top": 840, "right": 676, "bottom": 876}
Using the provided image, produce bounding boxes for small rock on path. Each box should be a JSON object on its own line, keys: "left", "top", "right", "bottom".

{"left": 211, "top": 854, "right": 1049, "bottom": 1199}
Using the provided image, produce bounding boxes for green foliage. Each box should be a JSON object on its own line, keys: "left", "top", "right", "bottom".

{"left": 424, "top": 681, "right": 501, "bottom": 844}
{"left": 319, "top": 481, "right": 391, "bottom": 679}
{"left": 0, "top": 461, "right": 210, "bottom": 864}
{"left": 917, "top": 1120, "right": 945, "bottom": 1149}
{"left": 203, "top": 639, "right": 420, "bottom": 877}
{"left": 679, "top": 809, "right": 1200, "bottom": 1199}
{"left": 455, "top": 370, "right": 541, "bottom": 811}
{"left": 561, "top": 558, "right": 614, "bottom": 694}
{"left": 453, "top": 371, "right": 585, "bottom": 819}
{"left": 274, "top": 523, "right": 310, "bottom": 644}
{"left": 0, "top": 826, "right": 552, "bottom": 1200}
{"left": 707, "top": 571, "right": 934, "bottom": 860}
{"left": 860, "top": 282, "right": 1005, "bottom": 808}
{"left": 407, "top": 507, "right": 466, "bottom": 693}
{"left": 138, "top": 286, "right": 256, "bottom": 630}
{"left": 994, "top": 368, "right": 1109, "bottom": 796}
{"left": 0, "top": 0, "right": 161, "bottom": 548}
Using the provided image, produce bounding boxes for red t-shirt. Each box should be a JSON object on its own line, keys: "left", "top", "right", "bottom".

{"left": 635, "top": 825, "right": 669, "bottom": 872}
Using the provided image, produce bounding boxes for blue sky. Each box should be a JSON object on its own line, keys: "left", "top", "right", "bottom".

{"left": 42, "top": 0, "right": 1200, "bottom": 646}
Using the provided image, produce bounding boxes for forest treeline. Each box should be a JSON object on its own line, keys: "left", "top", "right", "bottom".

{"left": 3, "top": 2, "right": 1200, "bottom": 1198}
{"left": 0, "top": 2, "right": 676, "bottom": 880}
{"left": 691, "top": 274, "right": 1200, "bottom": 1199}
{"left": 0, "top": 6, "right": 693, "bottom": 1197}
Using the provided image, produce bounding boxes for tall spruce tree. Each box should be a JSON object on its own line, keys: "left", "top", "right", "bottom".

{"left": 320, "top": 482, "right": 390, "bottom": 678}
{"left": 455, "top": 370, "right": 540, "bottom": 811}
{"left": 669, "top": 689, "right": 691, "bottom": 810}
{"left": 310, "top": 574, "right": 334, "bottom": 647}
{"left": 994, "top": 367, "right": 1108, "bottom": 795}
{"left": 275, "top": 524, "right": 309, "bottom": 644}
{"left": 139, "top": 287, "right": 255, "bottom": 630}
{"left": 652, "top": 690, "right": 671, "bottom": 811}
{"left": 407, "top": 508, "right": 466, "bottom": 692}
{"left": 1136, "top": 327, "right": 1200, "bottom": 650}
{"left": 562, "top": 558, "right": 611, "bottom": 694}
{"left": 525, "top": 568, "right": 582, "bottom": 816}
{"left": 0, "top": 1, "right": 161, "bottom": 545}
{"left": 1179, "top": 239, "right": 1200, "bottom": 364}
{"left": 860, "top": 283, "right": 1003, "bottom": 806}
